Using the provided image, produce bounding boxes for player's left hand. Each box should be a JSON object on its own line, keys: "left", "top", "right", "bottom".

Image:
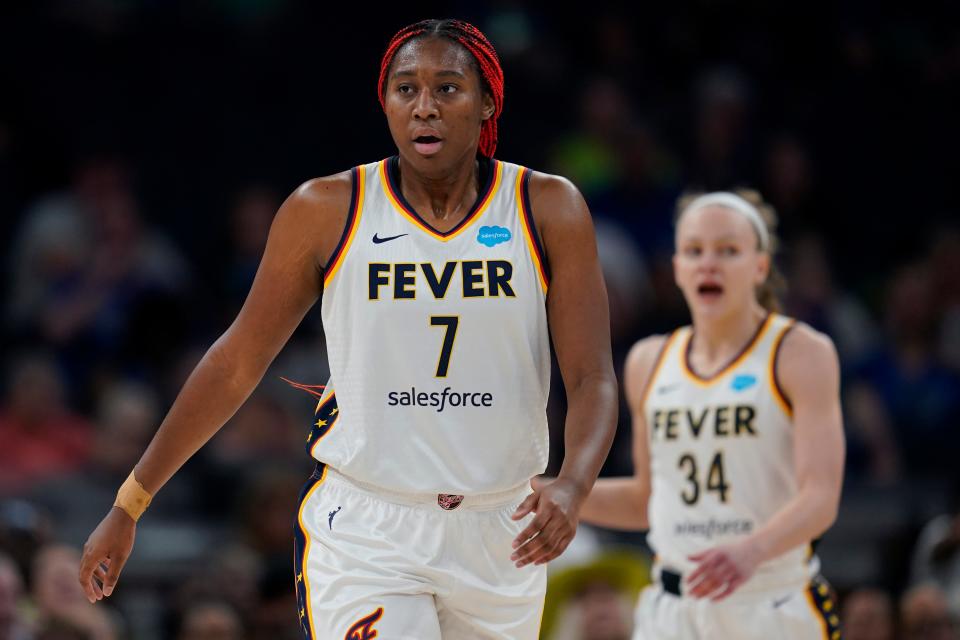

{"left": 685, "top": 539, "right": 762, "bottom": 600}
{"left": 510, "top": 477, "right": 584, "bottom": 568}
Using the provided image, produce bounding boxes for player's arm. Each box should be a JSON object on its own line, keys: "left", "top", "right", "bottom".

{"left": 687, "top": 325, "right": 845, "bottom": 599}
{"left": 510, "top": 172, "right": 618, "bottom": 567}
{"left": 578, "top": 336, "right": 666, "bottom": 530}
{"left": 78, "top": 173, "right": 353, "bottom": 602}
{"left": 740, "top": 325, "right": 845, "bottom": 559}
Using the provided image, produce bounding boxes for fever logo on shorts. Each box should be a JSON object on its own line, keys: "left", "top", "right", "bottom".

{"left": 344, "top": 607, "right": 383, "bottom": 640}
{"left": 477, "top": 225, "right": 511, "bottom": 247}
{"left": 438, "top": 494, "right": 464, "bottom": 510}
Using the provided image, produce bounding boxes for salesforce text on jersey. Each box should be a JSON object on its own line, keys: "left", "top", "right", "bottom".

{"left": 388, "top": 387, "right": 493, "bottom": 412}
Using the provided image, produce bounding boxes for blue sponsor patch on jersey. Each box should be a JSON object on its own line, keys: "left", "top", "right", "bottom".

{"left": 731, "top": 374, "right": 757, "bottom": 392}
{"left": 477, "top": 225, "right": 512, "bottom": 247}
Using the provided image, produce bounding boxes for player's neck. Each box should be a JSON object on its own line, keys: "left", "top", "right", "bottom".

{"left": 396, "top": 153, "right": 479, "bottom": 223}
{"left": 691, "top": 305, "right": 768, "bottom": 365}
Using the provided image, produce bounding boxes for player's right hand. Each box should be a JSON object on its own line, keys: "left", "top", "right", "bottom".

{"left": 78, "top": 507, "right": 137, "bottom": 603}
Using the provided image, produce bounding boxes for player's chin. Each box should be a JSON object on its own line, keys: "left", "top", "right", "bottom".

{"left": 687, "top": 295, "right": 732, "bottom": 318}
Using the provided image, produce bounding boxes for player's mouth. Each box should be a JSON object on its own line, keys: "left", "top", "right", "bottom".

{"left": 697, "top": 282, "right": 724, "bottom": 301}
{"left": 412, "top": 129, "right": 444, "bottom": 156}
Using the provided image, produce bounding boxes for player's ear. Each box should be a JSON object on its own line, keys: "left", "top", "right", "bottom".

{"left": 755, "top": 253, "right": 770, "bottom": 286}
{"left": 481, "top": 93, "right": 495, "bottom": 121}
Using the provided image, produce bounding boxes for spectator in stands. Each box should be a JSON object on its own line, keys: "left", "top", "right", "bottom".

{"left": 248, "top": 558, "right": 301, "bottom": 640}
{"left": 842, "top": 587, "right": 895, "bottom": 640}
{"left": 852, "top": 263, "right": 960, "bottom": 478}
{"left": 0, "top": 553, "right": 31, "bottom": 640}
{"left": 32, "top": 545, "right": 118, "bottom": 640}
{"left": 29, "top": 381, "right": 199, "bottom": 546}
{"left": 0, "top": 353, "right": 92, "bottom": 496}
{"left": 5, "top": 156, "right": 192, "bottom": 388}
{"left": 539, "top": 550, "right": 647, "bottom": 640}
{"left": 176, "top": 601, "right": 244, "bottom": 640}
{"left": 785, "top": 233, "right": 879, "bottom": 367}
{"left": 910, "top": 491, "right": 960, "bottom": 616}
{"left": 222, "top": 186, "right": 279, "bottom": 316}
{"left": 901, "top": 583, "right": 959, "bottom": 640}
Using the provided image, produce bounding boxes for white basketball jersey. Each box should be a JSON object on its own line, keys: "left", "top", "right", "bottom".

{"left": 644, "top": 313, "right": 818, "bottom": 589}
{"left": 308, "top": 157, "right": 551, "bottom": 495}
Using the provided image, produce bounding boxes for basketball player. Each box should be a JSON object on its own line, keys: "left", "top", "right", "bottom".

{"left": 77, "top": 18, "right": 618, "bottom": 639}
{"left": 576, "top": 191, "right": 845, "bottom": 639}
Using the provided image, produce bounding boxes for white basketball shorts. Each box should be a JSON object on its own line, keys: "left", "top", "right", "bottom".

{"left": 293, "top": 463, "right": 546, "bottom": 639}
{"left": 633, "top": 567, "right": 841, "bottom": 640}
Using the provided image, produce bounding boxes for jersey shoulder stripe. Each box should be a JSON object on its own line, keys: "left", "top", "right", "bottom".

{"left": 768, "top": 318, "right": 798, "bottom": 416}
{"left": 640, "top": 331, "right": 680, "bottom": 413}
{"left": 516, "top": 167, "right": 549, "bottom": 292}
{"left": 323, "top": 166, "right": 366, "bottom": 287}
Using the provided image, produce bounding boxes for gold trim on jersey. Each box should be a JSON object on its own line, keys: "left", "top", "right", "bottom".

{"left": 640, "top": 331, "right": 680, "bottom": 412}
{"left": 679, "top": 313, "right": 775, "bottom": 387}
{"left": 805, "top": 579, "right": 840, "bottom": 640}
{"left": 805, "top": 586, "right": 830, "bottom": 639}
{"left": 297, "top": 464, "right": 329, "bottom": 638}
{"left": 516, "top": 167, "right": 549, "bottom": 293}
{"left": 323, "top": 165, "right": 366, "bottom": 288}
{"left": 768, "top": 319, "right": 797, "bottom": 417}
{"left": 378, "top": 159, "right": 504, "bottom": 242}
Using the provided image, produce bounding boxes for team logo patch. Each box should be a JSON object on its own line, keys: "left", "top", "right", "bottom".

{"left": 477, "top": 225, "right": 511, "bottom": 247}
{"left": 345, "top": 607, "right": 383, "bottom": 640}
{"left": 438, "top": 494, "right": 465, "bottom": 510}
{"left": 731, "top": 374, "right": 757, "bottom": 391}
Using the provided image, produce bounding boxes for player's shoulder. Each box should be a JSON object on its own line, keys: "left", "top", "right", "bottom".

{"left": 272, "top": 170, "right": 355, "bottom": 235}
{"left": 624, "top": 334, "right": 674, "bottom": 391}
{"left": 778, "top": 320, "right": 838, "bottom": 367}
{"left": 517, "top": 167, "right": 592, "bottom": 245}
{"left": 776, "top": 320, "right": 840, "bottom": 393}
{"left": 523, "top": 168, "right": 584, "bottom": 211}
{"left": 288, "top": 169, "right": 355, "bottom": 214}
{"left": 267, "top": 170, "right": 357, "bottom": 265}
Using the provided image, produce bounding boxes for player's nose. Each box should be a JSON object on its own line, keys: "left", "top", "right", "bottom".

{"left": 697, "top": 252, "right": 720, "bottom": 272}
{"left": 412, "top": 90, "right": 439, "bottom": 120}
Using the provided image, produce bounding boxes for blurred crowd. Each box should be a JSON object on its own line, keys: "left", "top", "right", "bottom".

{"left": 1, "top": 2, "right": 959, "bottom": 639}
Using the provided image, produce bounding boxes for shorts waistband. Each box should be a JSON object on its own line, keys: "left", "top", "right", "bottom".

{"left": 323, "top": 466, "right": 531, "bottom": 511}
{"left": 659, "top": 567, "right": 683, "bottom": 596}
{"left": 654, "top": 561, "right": 812, "bottom": 599}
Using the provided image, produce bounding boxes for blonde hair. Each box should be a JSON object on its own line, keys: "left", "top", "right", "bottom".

{"left": 674, "top": 188, "right": 786, "bottom": 312}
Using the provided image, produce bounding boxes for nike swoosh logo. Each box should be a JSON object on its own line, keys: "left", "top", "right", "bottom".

{"left": 657, "top": 383, "right": 680, "bottom": 395}
{"left": 372, "top": 233, "right": 408, "bottom": 244}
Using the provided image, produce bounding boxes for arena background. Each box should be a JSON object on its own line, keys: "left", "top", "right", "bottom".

{"left": 1, "top": 2, "right": 958, "bottom": 639}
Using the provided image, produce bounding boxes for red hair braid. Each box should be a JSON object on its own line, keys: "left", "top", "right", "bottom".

{"left": 377, "top": 19, "right": 504, "bottom": 158}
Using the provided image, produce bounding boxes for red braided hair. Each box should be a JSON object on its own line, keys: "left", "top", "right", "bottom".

{"left": 377, "top": 19, "right": 504, "bottom": 158}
